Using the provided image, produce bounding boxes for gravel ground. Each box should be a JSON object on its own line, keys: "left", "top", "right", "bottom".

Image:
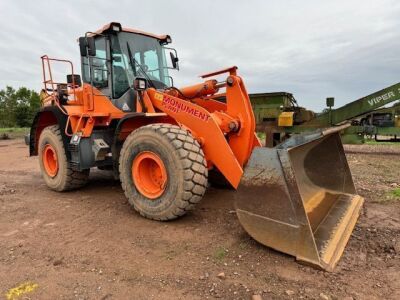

{"left": 0, "top": 139, "right": 399, "bottom": 299}
{"left": 344, "top": 144, "right": 400, "bottom": 155}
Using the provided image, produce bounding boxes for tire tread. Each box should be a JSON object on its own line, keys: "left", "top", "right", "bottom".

{"left": 119, "top": 124, "right": 208, "bottom": 221}
{"left": 41, "top": 125, "right": 89, "bottom": 191}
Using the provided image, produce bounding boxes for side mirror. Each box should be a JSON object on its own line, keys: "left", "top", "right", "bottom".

{"left": 79, "top": 36, "right": 96, "bottom": 57}
{"left": 170, "top": 52, "right": 179, "bottom": 69}
{"left": 133, "top": 77, "right": 147, "bottom": 91}
{"left": 87, "top": 37, "right": 96, "bottom": 56}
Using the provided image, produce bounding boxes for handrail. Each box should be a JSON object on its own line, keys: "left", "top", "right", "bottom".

{"left": 41, "top": 55, "right": 78, "bottom": 115}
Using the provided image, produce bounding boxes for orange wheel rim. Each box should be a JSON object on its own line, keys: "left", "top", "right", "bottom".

{"left": 43, "top": 144, "right": 58, "bottom": 177}
{"left": 132, "top": 151, "right": 167, "bottom": 199}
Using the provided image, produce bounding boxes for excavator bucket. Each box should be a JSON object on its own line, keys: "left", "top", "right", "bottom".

{"left": 235, "top": 127, "right": 364, "bottom": 271}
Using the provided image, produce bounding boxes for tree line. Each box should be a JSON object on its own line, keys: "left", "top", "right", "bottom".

{"left": 0, "top": 86, "right": 40, "bottom": 128}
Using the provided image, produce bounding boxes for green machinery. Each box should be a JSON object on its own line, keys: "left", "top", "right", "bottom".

{"left": 351, "top": 102, "right": 400, "bottom": 143}
{"left": 251, "top": 82, "right": 400, "bottom": 145}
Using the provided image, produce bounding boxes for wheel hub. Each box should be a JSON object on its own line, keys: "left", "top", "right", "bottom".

{"left": 132, "top": 151, "right": 167, "bottom": 199}
{"left": 43, "top": 144, "right": 58, "bottom": 177}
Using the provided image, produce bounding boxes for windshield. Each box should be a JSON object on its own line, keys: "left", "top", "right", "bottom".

{"left": 111, "top": 32, "right": 170, "bottom": 98}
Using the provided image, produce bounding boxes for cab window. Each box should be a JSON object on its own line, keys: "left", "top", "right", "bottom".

{"left": 110, "top": 35, "right": 131, "bottom": 99}
{"left": 92, "top": 38, "right": 109, "bottom": 88}
{"left": 81, "top": 37, "right": 109, "bottom": 89}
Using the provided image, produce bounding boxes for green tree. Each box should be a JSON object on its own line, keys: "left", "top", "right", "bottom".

{"left": 0, "top": 86, "right": 17, "bottom": 127}
{"left": 0, "top": 86, "right": 40, "bottom": 127}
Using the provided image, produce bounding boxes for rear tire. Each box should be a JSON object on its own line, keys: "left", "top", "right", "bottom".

{"left": 38, "top": 125, "right": 89, "bottom": 191}
{"left": 119, "top": 124, "right": 208, "bottom": 221}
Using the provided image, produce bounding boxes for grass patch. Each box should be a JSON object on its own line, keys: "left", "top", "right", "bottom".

{"left": 213, "top": 247, "right": 227, "bottom": 261}
{"left": 390, "top": 188, "right": 400, "bottom": 198}
{"left": 0, "top": 127, "right": 29, "bottom": 139}
{"left": 380, "top": 188, "right": 400, "bottom": 203}
{"left": 257, "top": 132, "right": 266, "bottom": 140}
{"left": 0, "top": 127, "right": 29, "bottom": 133}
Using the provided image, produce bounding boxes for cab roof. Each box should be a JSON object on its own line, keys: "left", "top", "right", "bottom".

{"left": 91, "top": 22, "right": 170, "bottom": 41}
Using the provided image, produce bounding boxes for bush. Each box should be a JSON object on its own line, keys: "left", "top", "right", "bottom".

{"left": 0, "top": 86, "right": 40, "bottom": 128}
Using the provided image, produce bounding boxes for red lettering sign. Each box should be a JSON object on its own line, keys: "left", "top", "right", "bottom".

{"left": 161, "top": 96, "right": 210, "bottom": 122}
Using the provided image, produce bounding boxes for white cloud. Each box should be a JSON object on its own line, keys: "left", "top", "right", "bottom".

{"left": 0, "top": 0, "right": 399, "bottom": 111}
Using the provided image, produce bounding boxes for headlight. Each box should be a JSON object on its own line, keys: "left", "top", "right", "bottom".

{"left": 134, "top": 77, "right": 147, "bottom": 91}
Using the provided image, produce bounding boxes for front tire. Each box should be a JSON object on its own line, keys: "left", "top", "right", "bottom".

{"left": 38, "top": 125, "right": 89, "bottom": 191}
{"left": 119, "top": 124, "right": 208, "bottom": 221}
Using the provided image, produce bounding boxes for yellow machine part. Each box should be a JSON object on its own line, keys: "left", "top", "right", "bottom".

{"left": 395, "top": 115, "right": 400, "bottom": 127}
{"left": 278, "top": 111, "right": 294, "bottom": 127}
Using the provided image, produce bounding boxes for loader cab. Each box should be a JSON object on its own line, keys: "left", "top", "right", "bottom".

{"left": 79, "top": 23, "right": 177, "bottom": 112}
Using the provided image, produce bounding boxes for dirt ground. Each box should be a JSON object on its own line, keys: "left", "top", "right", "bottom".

{"left": 1, "top": 139, "right": 399, "bottom": 300}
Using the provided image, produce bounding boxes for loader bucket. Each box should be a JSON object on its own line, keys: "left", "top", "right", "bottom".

{"left": 235, "top": 127, "right": 364, "bottom": 271}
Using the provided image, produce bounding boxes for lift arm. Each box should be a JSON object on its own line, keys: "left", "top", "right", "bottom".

{"left": 144, "top": 68, "right": 261, "bottom": 188}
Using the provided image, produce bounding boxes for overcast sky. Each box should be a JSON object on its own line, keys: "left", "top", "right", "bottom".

{"left": 0, "top": 0, "right": 399, "bottom": 111}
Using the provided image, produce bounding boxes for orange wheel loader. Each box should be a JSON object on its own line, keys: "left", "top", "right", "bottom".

{"left": 28, "top": 22, "right": 363, "bottom": 271}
